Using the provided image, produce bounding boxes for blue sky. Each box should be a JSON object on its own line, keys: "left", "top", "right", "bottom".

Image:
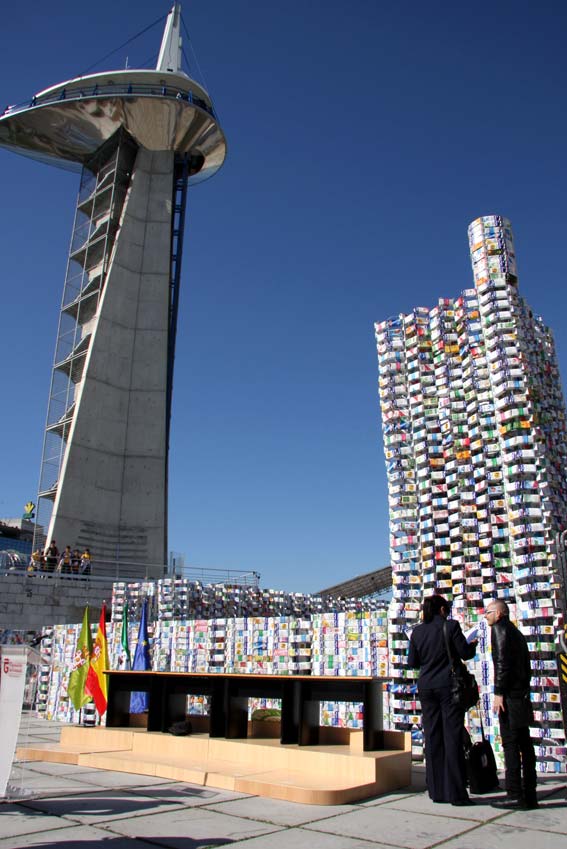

{"left": 1, "top": 1, "right": 567, "bottom": 593}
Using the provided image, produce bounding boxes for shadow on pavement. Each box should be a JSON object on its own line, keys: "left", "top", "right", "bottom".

{"left": 20, "top": 793, "right": 183, "bottom": 818}
{"left": 29, "top": 840, "right": 232, "bottom": 849}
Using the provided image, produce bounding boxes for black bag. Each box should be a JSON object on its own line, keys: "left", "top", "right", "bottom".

{"left": 168, "top": 719, "right": 192, "bottom": 736}
{"left": 463, "top": 720, "right": 499, "bottom": 794}
{"left": 442, "top": 621, "right": 479, "bottom": 711}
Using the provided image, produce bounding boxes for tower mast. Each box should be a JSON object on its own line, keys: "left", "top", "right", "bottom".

{"left": 0, "top": 4, "right": 226, "bottom": 575}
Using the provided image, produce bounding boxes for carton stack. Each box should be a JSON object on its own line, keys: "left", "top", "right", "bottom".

{"left": 288, "top": 618, "right": 312, "bottom": 673}
{"left": 112, "top": 581, "right": 387, "bottom": 622}
{"left": 208, "top": 618, "right": 227, "bottom": 673}
{"left": 452, "top": 286, "right": 497, "bottom": 616}
{"left": 320, "top": 701, "right": 364, "bottom": 729}
{"left": 375, "top": 215, "right": 567, "bottom": 771}
{"left": 226, "top": 616, "right": 291, "bottom": 674}
{"left": 169, "top": 620, "right": 192, "bottom": 672}
{"left": 111, "top": 581, "right": 157, "bottom": 623}
{"left": 311, "top": 611, "right": 373, "bottom": 676}
{"left": 169, "top": 619, "right": 209, "bottom": 673}
{"left": 37, "top": 622, "right": 100, "bottom": 723}
{"left": 469, "top": 216, "right": 567, "bottom": 771}
{"left": 157, "top": 579, "right": 209, "bottom": 620}
{"left": 108, "top": 618, "right": 137, "bottom": 671}
{"left": 375, "top": 308, "right": 424, "bottom": 745}
{"left": 386, "top": 601, "right": 422, "bottom": 753}
{"left": 371, "top": 607, "right": 390, "bottom": 679}
{"left": 35, "top": 627, "right": 54, "bottom": 717}
{"left": 189, "top": 620, "right": 210, "bottom": 673}
{"left": 151, "top": 620, "right": 173, "bottom": 671}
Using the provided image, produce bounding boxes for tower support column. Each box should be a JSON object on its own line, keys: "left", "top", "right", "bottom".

{"left": 47, "top": 148, "right": 176, "bottom": 569}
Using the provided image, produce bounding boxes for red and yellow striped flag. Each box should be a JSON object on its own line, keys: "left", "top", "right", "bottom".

{"left": 85, "top": 603, "right": 110, "bottom": 715}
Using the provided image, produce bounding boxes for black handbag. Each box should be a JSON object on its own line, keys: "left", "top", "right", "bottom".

{"left": 443, "top": 621, "right": 480, "bottom": 711}
{"left": 463, "top": 715, "right": 499, "bottom": 793}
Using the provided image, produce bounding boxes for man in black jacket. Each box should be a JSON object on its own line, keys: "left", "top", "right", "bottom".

{"left": 486, "top": 599, "right": 538, "bottom": 810}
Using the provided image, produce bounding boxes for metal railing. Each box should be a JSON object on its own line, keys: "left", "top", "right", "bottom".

{"left": 3, "top": 81, "right": 217, "bottom": 121}
{"left": 2, "top": 555, "right": 260, "bottom": 588}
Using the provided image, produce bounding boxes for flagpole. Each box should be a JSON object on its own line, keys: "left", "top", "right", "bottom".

{"left": 68, "top": 605, "right": 92, "bottom": 718}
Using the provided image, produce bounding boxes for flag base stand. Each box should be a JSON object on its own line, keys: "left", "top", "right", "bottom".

{"left": 81, "top": 704, "right": 97, "bottom": 727}
{"left": 2, "top": 784, "right": 38, "bottom": 801}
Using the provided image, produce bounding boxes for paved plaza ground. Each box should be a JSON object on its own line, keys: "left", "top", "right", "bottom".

{"left": 1, "top": 713, "right": 566, "bottom": 849}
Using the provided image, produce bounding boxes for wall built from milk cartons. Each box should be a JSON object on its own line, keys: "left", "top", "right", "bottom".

{"left": 375, "top": 215, "right": 567, "bottom": 772}
{"left": 35, "top": 580, "right": 390, "bottom": 730}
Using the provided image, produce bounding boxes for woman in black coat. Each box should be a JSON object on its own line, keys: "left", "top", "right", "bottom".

{"left": 408, "top": 594, "right": 477, "bottom": 806}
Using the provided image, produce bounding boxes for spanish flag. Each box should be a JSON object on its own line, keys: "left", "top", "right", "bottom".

{"left": 85, "top": 603, "right": 110, "bottom": 715}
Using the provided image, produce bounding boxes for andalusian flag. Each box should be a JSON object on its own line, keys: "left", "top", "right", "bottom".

{"left": 86, "top": 603, "right": 110, "bottom": 715}
{"left": 68, "top": 606, "right": 92, "bottom": 710}
{"left": 119, "top": 601, "right": 131, "bottom": 670}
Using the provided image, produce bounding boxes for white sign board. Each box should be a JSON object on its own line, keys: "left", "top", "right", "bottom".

{"left": 0, "top": 646, "right": 39, "bottom": 797}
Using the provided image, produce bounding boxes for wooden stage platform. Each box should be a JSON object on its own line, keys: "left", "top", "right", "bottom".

{"left": 18, "top": 724, "right": 412, "bottom": 805}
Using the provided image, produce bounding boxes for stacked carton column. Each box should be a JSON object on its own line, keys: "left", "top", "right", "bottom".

{"left": 375, "top": 311, "right": 422, "bottom": 750}
{"left": 288, "top": 618, "right": 312, "bottom": 673}
{"left": 430, "top": 300, "right": 460, "bottom": 599}
{"left": 375, "top": 215, "right": 567, "bottom": 771}
{"left": 454, "top": 288, "right": 500, "bottom": 614}
{"left": 469, "top": 215, "right": 567, "bottom": 770}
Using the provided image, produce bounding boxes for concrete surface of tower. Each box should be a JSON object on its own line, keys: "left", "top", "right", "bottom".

{"left": 0, "top": 4, "right": 226, "bottom": 575}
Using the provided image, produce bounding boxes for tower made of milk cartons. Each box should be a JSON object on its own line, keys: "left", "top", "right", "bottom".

{"left": 375, "top": 216, "right": 567, "bottom": 773}
{"left": 0, "top": 5, "right": 225, "bottom": 573}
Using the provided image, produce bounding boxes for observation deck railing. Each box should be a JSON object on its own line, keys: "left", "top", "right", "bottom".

{"left": 2, "top": 555, "right": 260, "bottom": 588}
{"left": 3, "top": 81, "right": 217, "bottom": 121}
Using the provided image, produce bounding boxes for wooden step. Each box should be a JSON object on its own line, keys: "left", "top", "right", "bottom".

{"left": 17, "top": 725, "right": 412, "bottom": 805}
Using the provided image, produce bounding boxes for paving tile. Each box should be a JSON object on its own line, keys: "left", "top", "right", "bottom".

{"left": 104, "top": 806, "right": 284, "bottom": 847}
{"left": 0, "top": 803, "right": 68, "bottom": 840}
{"left": 536, "top": 781, "right": 567, "bottom": 799}
{"left": 18, "top": 790, "right": 188, "bottom": 823}
{"left": 4, "top": 775, "right": 109, "bottom": 797}
{"left": 303, "top": 805, "right": 477, "bottom": 848}
{"left": 130, "top": 782, "right": 254, "bottom": 807}
{"left": 63, "top": 770, "right": 180, "bottom": 789}
{"left": 12, "top": 762, "right": 105, "bottom": 777}
{"left": 205, "top": 795, "right": 357, "bottom": 826}
{"left": 16, "top": 735, "right": 62, "bottom": 744}
{"left": 0, "top": 821, "right": 155, "bottom": 848}
{"left": 495, "top": 792, "right": 567, "bottom": 835}
{"left": 358, "top": 790, "right": 422, "bottom": 808}
{"left": 222, "top": 827, "right": 386, "bottom": 848}
{"left": 439, "top": 821, "right": 567, "bottom": 849}
{"left": 383, "top": 791, "right": 506, "bottom": 822}
{"left": 356, "top": 767, "right": 426, "bottom": 805}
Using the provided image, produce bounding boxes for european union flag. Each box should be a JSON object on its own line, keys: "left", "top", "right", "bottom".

{"left": 130, "top": 598, "right": 151, "bottom": 714}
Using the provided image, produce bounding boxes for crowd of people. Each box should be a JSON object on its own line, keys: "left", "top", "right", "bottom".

{"left": 28, "top": 541, "right": 92, "bottom": 576}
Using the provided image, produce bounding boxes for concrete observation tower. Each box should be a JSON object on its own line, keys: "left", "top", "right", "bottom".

{"left": 0, "top": 4, "right": 225, "bottom": 574}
